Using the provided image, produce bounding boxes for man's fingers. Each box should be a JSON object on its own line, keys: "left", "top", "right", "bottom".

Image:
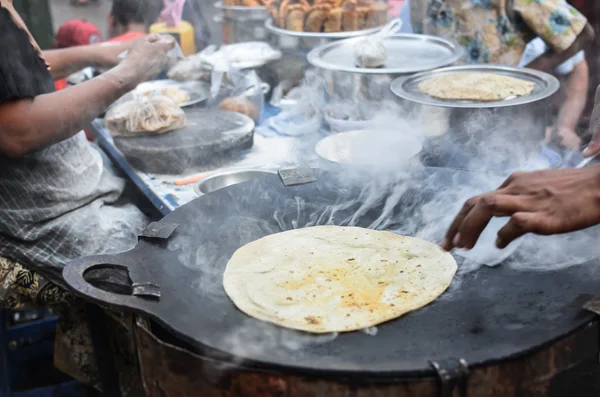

{"left": 454, "top": 194, "right": 531, "bottom": 249}
{"left": 584, "top": 96, "right": 600, "bottom": 157}
{"left": 496, "top": 212, "right": 540, "bottom": 249}
{"left": 442, "top": 197, "right": 477, "bottom": 251}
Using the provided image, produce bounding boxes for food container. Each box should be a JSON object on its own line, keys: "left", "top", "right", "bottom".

{"left": 315, "top": 129, "right": 422, "bottom": 167}
{"left": 391, "top": 65, "right": 560, "bottom": 172}
{"left": 194, "top": 169, "right": 276, "bottom": 195}
{"left": 307, "top": 33, "right": 463, "bottom": 102}
{"left": 214, "top": 1, "right": 268, "bottom": 22}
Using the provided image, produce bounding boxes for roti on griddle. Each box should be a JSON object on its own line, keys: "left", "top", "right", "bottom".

{"left": 418, "top": 73, "right": 536, "bottom": 101}
{"left": 223, "top": 226, "right": 457, "bottom": 333}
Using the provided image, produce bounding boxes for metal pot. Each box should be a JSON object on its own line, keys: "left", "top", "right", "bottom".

{"left": 307, "top": 34, "right": 464, "bottom": 102}
{"left": 194, "top": 169, "right": 276, "bottom": 195}
{"left": 391, "top": 65, "right": 560, "bottom": 172}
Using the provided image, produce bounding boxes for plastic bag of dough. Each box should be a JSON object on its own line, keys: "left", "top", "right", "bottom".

{"left": 105, "top": 95, "right": 187, "bottom": 137}
{"left": 354, "top": 19, "right": 402, "bottom": 68}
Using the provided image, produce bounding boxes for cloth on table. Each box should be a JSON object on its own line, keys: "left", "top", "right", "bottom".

{"left": 0, "top": 2, "right": 149, "bottom": 394}
{"left": 0, "top": 1, "right": 149, "bottom": 288}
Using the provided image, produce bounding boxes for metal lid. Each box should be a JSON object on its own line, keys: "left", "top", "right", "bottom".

{"left": 214, "top": 1, "right": 268, "bottom": 21}
{"left": 308, "top": 33, "right": 463, "bottom": 75}
{"left": 265, "top": 18, "right": 382, "bottom": 39}
{"left": 214, "top": 1, "right": 265, "bottom": 11}
{"left": 391, "top": 65, "right": 560, "bottom": 109}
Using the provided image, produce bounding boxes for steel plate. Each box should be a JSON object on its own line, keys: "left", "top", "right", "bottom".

{"left": 315, "top": 130, "right": 422, "bottom": 165}
{"left": 214, "top": 1, "right": 268, "bottom": 20}
{"left": 308, "top": 34, "right": 463, "bottom": 75}
{"left": 265, "top": 19, "right": 383, "bottom": 39}
{"left": 131, "top": 80, "right": 210, "bottom": 108}
{"left": 391, "top": 65, "right": 560, "bottom": 109}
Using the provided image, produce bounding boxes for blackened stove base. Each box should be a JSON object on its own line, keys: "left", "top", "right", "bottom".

{"left": 135, "top": 318, "right": 600, "bottom": 397}
{"left": 65, "top": 167, "right": 600, "bottom": 377}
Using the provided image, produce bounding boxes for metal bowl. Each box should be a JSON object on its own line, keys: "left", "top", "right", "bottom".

{"left": 214, "top": 2, "right": 268, "bottom": 21}
{"left": 194, "top": 169, "right": 276, "bottom": 196}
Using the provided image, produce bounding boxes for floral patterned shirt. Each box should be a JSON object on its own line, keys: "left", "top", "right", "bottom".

{"left": 410, "top": 0, "right": 588, "bottom": 66}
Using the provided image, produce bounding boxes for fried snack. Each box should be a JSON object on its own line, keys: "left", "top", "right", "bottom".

{"left": 219, "top": 96, "right": 260, "bottom": 122}
{"left": 305, "top": 3, "right": 331, "bottom": 32}
{"left": 285, "top": 4, "right": 309, "bottom": 31}
{"left": 367, "top": 1, "right": 388, "bottom": 28}
{"left": 324, "top": 7, "right": 343, "bottom": 32}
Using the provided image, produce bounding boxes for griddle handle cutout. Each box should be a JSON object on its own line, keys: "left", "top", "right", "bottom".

{"left": 63, "top": 255, "right": 161, "bottom": 313}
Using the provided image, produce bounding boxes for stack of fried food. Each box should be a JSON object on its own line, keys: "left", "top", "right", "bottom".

{"left": 266, "top": 0, "right": 388, "bottom": 33}
{"left": 223, "top": 0, "right": 265, "bottom": 6}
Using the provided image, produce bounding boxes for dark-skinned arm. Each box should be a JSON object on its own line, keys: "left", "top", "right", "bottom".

{"left": 42, "top": 41, "right": 132, "bottom": 80}
{"left": 0, "top": 35, "right": 174, "bottom": 158}
{"left": 526, "top": 23, "right": 594, "bottom": 73}
{"left": 0, "top": 64, "right": 137, "bottom": 158}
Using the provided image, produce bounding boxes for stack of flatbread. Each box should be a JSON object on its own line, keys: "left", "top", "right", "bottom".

{"left": 418, "top": 73, "right": 536, "bottom": 102}
{"left": 223, "top": 226, "right": 457, "bottom": 333}
{"left": 105, "top": 96, "right": 187, "bottom": 137}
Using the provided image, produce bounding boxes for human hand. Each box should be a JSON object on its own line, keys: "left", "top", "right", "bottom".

{"left": 121, "top": 34, "right": 176, "bottom": 82}
{"left": 547, "top": 125, "right": 582, "bottom": 149}
{"left": 91, "top": 41, "right": 132, "bottom": 69}
{"left": 583, "top": 85, "right": 600, "bottom": 157}
{"left": 441, "top": 165, "right": 600, "bottom": 251}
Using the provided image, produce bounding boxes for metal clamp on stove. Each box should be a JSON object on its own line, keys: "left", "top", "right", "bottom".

{"left": 430, "top": 358, "right": 469, "bottom": 397}
{"left": 278, "top": 168, "right": 317, "bottom": 187}
{"left": 138, "top": 221, "right": 180, "bottom": 242}
{"left": 571, "top": 293, "right": 600, "bottom": 363}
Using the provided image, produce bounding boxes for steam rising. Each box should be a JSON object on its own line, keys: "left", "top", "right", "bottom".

{"left": 165, "top": 71, "right": 600, "bottom": 372}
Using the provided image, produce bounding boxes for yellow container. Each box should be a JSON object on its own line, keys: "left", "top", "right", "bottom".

{"left": 149, "top": 21, "right": 196, "bottom": 56}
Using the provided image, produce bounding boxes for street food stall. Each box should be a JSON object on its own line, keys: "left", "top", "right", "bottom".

{"left": 58, "top": 1, "right": 600, "bottom": 396}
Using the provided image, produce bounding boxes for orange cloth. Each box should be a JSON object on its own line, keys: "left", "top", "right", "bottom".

{"left": 106, "top": 31, "right": 146, "bottom": 43}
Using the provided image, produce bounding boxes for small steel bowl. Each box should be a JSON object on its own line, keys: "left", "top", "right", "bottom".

{"left": 194, "top": 169, "right": 276, "bottom": 196}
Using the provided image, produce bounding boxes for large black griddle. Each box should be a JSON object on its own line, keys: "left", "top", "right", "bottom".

{"left": 63, "top": 167, "right": 599, "bottom": 377}
{"left": 113, "top": 109, "right": 254, "bottom": 174}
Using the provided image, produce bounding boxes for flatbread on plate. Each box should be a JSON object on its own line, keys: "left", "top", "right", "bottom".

{"left": 223, "top": 226, "right": 457, "bottom": 333}
{"left": 418, "top": 73, "right": 535, "bottom": 102}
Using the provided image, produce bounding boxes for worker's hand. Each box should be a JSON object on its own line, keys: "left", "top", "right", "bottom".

{"left": 441, "top": 165, "right": 600, "bottom": 251}
{"left": 122, "top": 34, "right": 176, "bottom": 82}
{"left": 91, "top": 41, "right": 132, "bottom": 68}
{"left": 546, "top": 126, "right": 582, "bottom": 150}
{"left": 583, "top": 85, "right": 600, "bottom": 157}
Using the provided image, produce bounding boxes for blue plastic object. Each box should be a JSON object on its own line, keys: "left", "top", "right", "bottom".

{"left": 0, "top": 310, "right": 86, "bottom": 397}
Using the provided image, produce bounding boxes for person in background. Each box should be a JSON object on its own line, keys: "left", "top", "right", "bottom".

{"left": 400, "top": 0, "right": 594, "bottom": 149}
{"left": 519, "top": 38, "right": 589, "bottom": 149}
{"left": 107, "top": 0, "right": 163, "bottom": 43}
{"left": 53, "top": 19, "right": 102, "bottom": 90}
{"left": 0, "top": 0, "right": 174, "bottom": 393}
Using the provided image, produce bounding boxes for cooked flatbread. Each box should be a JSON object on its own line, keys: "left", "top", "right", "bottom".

{"left": 105, "top": 96, "right": 187, "bottom": 137}
{"left": 223, "top": 226, "right": 457, "bottom": 333}
{"left": 418, "top": 73, "right": 536, "bottom": 101}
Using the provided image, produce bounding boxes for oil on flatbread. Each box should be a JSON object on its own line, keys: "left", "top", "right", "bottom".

{"left": 223, "top": 226, "right": 457, "bottom": 333}
{"left": 418, "top": 73, "right": 536, "bottom": 102}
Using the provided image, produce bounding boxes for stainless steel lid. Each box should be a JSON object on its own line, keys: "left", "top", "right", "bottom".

{"left": 265, "top": 19, "right": 382, "bottom": 39}
{"left": 214, "top": 1, "right": 268, "bottom": 20}
{"left": 391, "top": 65, "right": 560, "bottom": 109}
{"left": 308, "top": 33, "right": 463, "bottom": 75}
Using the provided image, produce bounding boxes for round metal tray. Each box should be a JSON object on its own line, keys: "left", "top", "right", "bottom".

{"left": 315, "top": 129, "right": 423, "bottom": 166}
{"left": 265, "top": 19, "right": 383, "bottom": 39}
{"left": 131, "top": 80, "right": 210, "bottom": 108}
{"left": 194, "top": 169, "right": 276, "bottom": 196}
{"left": 214, "top": 1, "right": 268, "bottom": 20}
{"left": 390, "top": 65, "right": 560, "bottom": 109}
{"left": 308, "top": 34, "right": 463, "bottom": 75}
